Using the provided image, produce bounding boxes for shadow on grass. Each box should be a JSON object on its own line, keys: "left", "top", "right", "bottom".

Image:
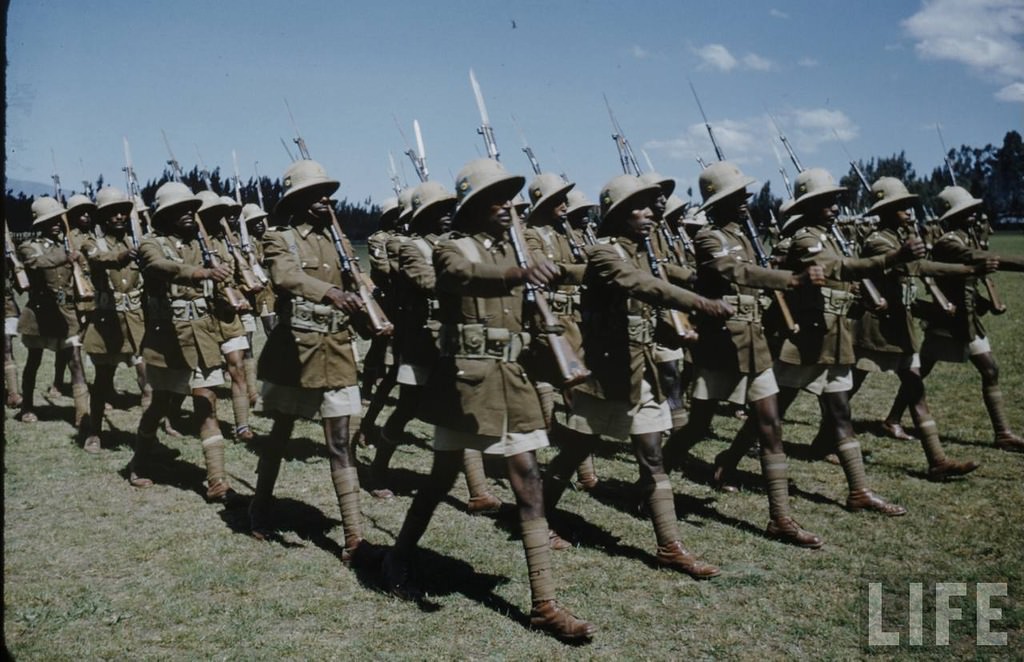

{"left": 19, "top": 403, "right": 75, "bottom": 425}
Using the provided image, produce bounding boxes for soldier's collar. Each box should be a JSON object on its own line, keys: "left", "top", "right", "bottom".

{"left": 294, "top": 222, "right": 317, "bottom": 239}
{"left": 473, "top": 230, "right": 505, "bottom": 250}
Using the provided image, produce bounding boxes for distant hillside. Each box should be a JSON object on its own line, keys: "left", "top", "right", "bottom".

{"left": 5, "top": 178, "right": 53, "bottom": 198}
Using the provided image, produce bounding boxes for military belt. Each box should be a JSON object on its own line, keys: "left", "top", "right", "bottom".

{"left": 901, "top": 282, "right": 918, "bottom": 308}
{"left": 170, "top": 298, "right": 210, "bottom": 322}
{"left": 820, "top": 287, "right": 855, "bottom": 316}
{"left": 441, "top": 323, "right": 530, "bottom": 362}
{"left": 546, "top": 290, "right": 581, "bottom": 316}
{"left": 96, "top": 290, "right": 144, "bottom": 312}
{"left": 626, "top": 314, "right": 655, "bottom": 346}
{"left": 288, "top": 298, "right": 349, "bottom": 334}
{"left": 722, "top": 294, "right": 762, "bottom": 323}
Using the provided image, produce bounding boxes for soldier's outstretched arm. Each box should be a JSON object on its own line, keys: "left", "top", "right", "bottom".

{"left": 397, "top": 241, "right": 436, "bottom": 293}
{"left": 262, "top": 230, "right": 334, "bottom": 302}
{"left": 138, "top": 238, "right": 207, "bottom": 284}
{"left": 694, "top": 229, "right": 794, "bottom": 291}
{"left": 433, "top": 238, "right": 520, "bottom": 297}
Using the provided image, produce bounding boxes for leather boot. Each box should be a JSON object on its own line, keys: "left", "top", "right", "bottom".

{"left": 882, "top": 420, "right": 914, "bottom": 441}
{"left": 711, "top": 450, "right": 740, "bottom": 493}
{"left": 463, "top": 450, "right": 502, "bottom": 514}
{"left": 846, "top": 489, "right": 907, "bottom": 516}
{"left": 530, "top": 600, "right": 597, "bottom": 641}
{"left": 995, "top": 432, "right": 1024, "bottom": 453}
{"left": 128, "top": 433, "right": 156, "bottom": 488}
{"left": 575, "top": 454, "right": 598, "bottom": 491}
{"left": 766, "top": 517, "right": 824, "bottom": 549}
{"left": 5, "top": 359, "right": 22, "bottom": 408}
{"left": 927, "top": 459, "right": 981, "bottom": 481}
{"left": 656, "top": 541, "right": 721, "bottom": 579}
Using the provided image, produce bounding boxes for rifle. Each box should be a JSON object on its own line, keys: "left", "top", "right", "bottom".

{"left": 79, "top": 158, "right": 95, "bottom": 201}
{"left": 5, "top": 224, "right": 30, "bottom": 291}
{"left": 253, "top": 161, "right": 267, "bottom": 210}
{"left": 509, "top": 206, "right": 591, "bottom": 386}
{"left": 511, "top": 114, "right": 543, "bottom": 176}
{"left": 285, "top": 98, "right": 312, "bottom": 160}
{"left": 642, "top": 236, "right": 698, "bottom": 344}
{"left": 326, "top": 206, "right": 393, "bottom": 335}
{"left": 232, "top": 149, "right": 270, "bottom": 286}
{"left": 194, "top": 211, "right": 249, "bottom": 312}
{"left": 469, "top": 69, "right": 500, "bottom": 161}
{"left": 689, "top": 81, "right": 725, "bottom": 162}
{"left": 195, "top": 146, "right": 214, "bottom": 191}
{"left": 52, "top": 152, "right": 94, "bottom": 301}
{"left": 122, "top": 137, "right": 152, "bottom": 248}
{"left": 936, "top": 124, "right": 957, "bottom": 187}
{"left": 558, "top": 217, "right": 586, "bottom": 264}
{"left": 387, "top": 152, "right": 404, "bottom": 197}
{"left": 50, "top": 149, "right": 66, "bottom": 205}
{"left": 603, "top": 94, "right": 642, "bottom": 175}
{"left": 160, "top": 129, "right": 186, "bottom": 182}
{"left": 836, "top": 131, "right": 954, "bottom": 315}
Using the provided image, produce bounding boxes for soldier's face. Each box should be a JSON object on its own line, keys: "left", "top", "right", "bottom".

{"left": 247, "top": 219, "right": 266, "bottom": 237}
{"left": 652, "top": 192, "right": 667, "bottom": 219}
{"left": 712, "top": 190, "right": 749, "bottom": 225}
{"left": 308, "top": 196, "right": 334, "bottom": 226}
{"left": 172, "top": 211, "right": 197, "bottom": 236}
{"left": 484, "top": 199, "right": 513, "bottom": 236}
{"left": 40, "top": 220, "right": 63, "bottom": 241}
{"left": 894, "top": 204, "right": 914, "bottom": 228}
{"left": 624, "top": 206, "right": 655, "bottom": 239}
{"left": 105, "top": 212, "right": 128, "bottom": 234}
{"left": 812, "top": 194, "right": 841, "bottom": 224}
{"left": 73, "top": 212, "right": 94, "bottom": 231}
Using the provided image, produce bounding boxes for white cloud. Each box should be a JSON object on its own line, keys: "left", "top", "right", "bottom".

{"left": 995, "top": 81, "right": 1024, "bottom": 102}
{"left": 743, "top": 53, "right": 775, "bottom": 71}
{"left": 631, "top": 45, "right": 650, "bottom": 60}
{"left": 798, "top": 57, "right": 819, "bottom": 68}
{"left": 904, "top": 0, "right": 1024, "bottom": 83}
{"left": 694, "top": 44, "right": 737, "bottom": 71}
{"left": 770, "top": 8, "right": 789, "bottom": 19}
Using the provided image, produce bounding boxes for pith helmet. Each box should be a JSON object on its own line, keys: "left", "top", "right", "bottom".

{"left": 638, "top": 171, "right": 676, "bottom": 197}
{"left": 698, "top": 161, "right": 756, "bottom": 212}
{"left": 378, "top": 196, "right": 400, "bottom": 229}
{"left": 241, "top": 203, "right": 268, "bottom": 225}
{"left": 528, "top": 173, "right": 574, "bottom": 220}
{"left": 31, "top": 196, "right": 67, "bottom": 227}
{"left": 95, "top": 186, "right": 134, "bottom": 218}
{"left": 936, "top": 186, "right": 983, "bottom": 223}
{"left": 219, "top": 195, "right": 242, "bottom": 216}
{"left": 411, "top": 181, "right": 456, "bottom": 224}
{"left": 566, "top": 189, "right": 597, "bottom": 218}
{"left": 683, "top": 206, "right": 709, "bottom": 227}
{"left": 65, "top": 193, "right": 97, "bottom": 218}
{"left": 867, "top": 177, "right": 917, "bottom": 215}
{"left": 664, "top": 193, "right": 688, "bottom": 222}
{"left": 152, "top": 181, "right": 201, "bottom": 227}
{"left": 599, "top": 174, "right": 660, "bottom": 230}
{"left": 513, "top": 193, "right": 530, "bottom": 217}
{"left": 779, "top": 198, "right": 804, "bottom": 235}
{"left": 397, "top": 187, "right": 417, "bottom": 224}
{"left": 196, "top": 190, "right": 229, "bottom": 220}
{"left": 453, "top": 158, "right": 525, "bottom": 224}
{"left": 789, "top": 168, "right": 846, "bottom": 214}
{"left": 274, "top": 159, "right": 340, "bottom": 216}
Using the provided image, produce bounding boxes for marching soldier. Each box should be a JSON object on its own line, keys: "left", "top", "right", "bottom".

{"left": 249, "top": 160, "right": 381, "bottom": 563}
{"left": 130, "top": 182, "right": 238, "bottom": 498}
{"left": 359, "top": 196, "right": 400, "bottom": 400}
{"left": 16, "top": 197, "right": 91, "bottom": 426}
{"left": 662, "top": 162, "right": 826, "bottom": 547}
{"left": 80, "top": 187, "right": 149, "bottom": 453}
{"left": 850, "top": 178, "right": 988, "bottom": 478}
{"left": 4, "top": 283, "right": 22, "bottom": 408}
{"left": 887, "top": 186, "right": 1024, "bottom": 451}
{"left": 241, "top": 203, "right": 277, "bottom": 334}
{"left": 382, "top": 158, "right": 596, "bottom": 642}
{"left": 541, "top": 174, "right": 734, "bottom": 574}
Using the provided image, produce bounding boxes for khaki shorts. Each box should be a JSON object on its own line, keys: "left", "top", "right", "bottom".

{"left": 653, "top": 345, "right": 684, "bottom": 363}
{"left": 5, "top": 317, "right": 18, "bottom": 336}
{"left": 692, "top": 367, "right": 779, "bottom": 405}
{"left": 147, "top": 364, "right": 226, "bottom": 395}
{"left": 920, "top": 334, "right": 991, "bottom": 364}
{"left": 433, "top": 424, "right": 549, "bottom": 458}
{"left": 397, "top": 362, "right": 431, "bottom": 386}
{"left": 855, "top": 349, "right": 921, "bottom": 374}
{"left": 565, "top": 379, "right": 672, "bottom": 440}
{"left": 261, "top": 383, "right": 361, "bottom": 419}
{"left": 774, "top": 362, "right": 853, "bottom": 395}
{"left": 221, "top": 335, "right": 249, "bottom": 355}
{"left": 21, "top": 333, "right": 82, "bottom": 351}
{"left": 241, "top": 313, "right": 257, "bottom": 334}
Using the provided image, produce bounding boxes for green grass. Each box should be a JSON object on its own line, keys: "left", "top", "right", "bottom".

{"left": 5, "top": 235, "right": 1024, "bottom": 659}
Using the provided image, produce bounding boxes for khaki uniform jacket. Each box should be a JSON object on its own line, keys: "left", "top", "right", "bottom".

{"left": 257, "top": 222, "right": 358, "bottom": 390}
{"left": 393, "top": 234, "right": 443, "bottom": 368}
{"left": 81, "top": 233, "right": 146, "bottom": 356}
{"left": 779, "top": 222, "right": 894, "bottom": 366}
{"left": 5, "top": 284, "right": 19, "bottom": 319}
{"left": 926, "top": 229, "right": 1024, "bottom": 342}
{"left": 417, "top": 230, "right": 545, "bottom": 437}
{"left": 16, "top": 237, "right": 85, "bottom": 340}
{"left": 576, "top": 236, "right": 704, "bottom": 405}
{"left": 68, "top": 228, "right": 96, "bottom": 314}
{"left": 693, "top": 222, "right": 795, "bottom": 373}
{"left": 855, "top": 227, "right": 973, "bottom": 354}
{"left": 247, "top": 236, "right": 277, "bottom": 317}
{"left": 138, "top": 234, "right": 225, "bottom": 371}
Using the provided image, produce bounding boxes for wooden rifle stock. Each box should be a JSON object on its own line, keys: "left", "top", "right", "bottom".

{"left": 641, "top": 236, "right": 698, "bottom": 344}
{"left": 326, "top": 207, "right": 394, "bottom": 335}
{"left": 194, "top": 214, "right": 249, "bottom": 312}
{"left": 908, "top": 223, "right": 956, "bottom": 316}
{"left": 60, "top": 214, "right": 95, "bottom": 302}
{"left": 509, "top": 207, "right": 590, "bottom": 387}
{"left": 219, "top": 219, "right": 264, "bottom": 294}
{"left": 743, "top": 211, "right": 798, "bottom": 334}
{"left": 5, "top": 226, "right": 30, "bottom": 291}
{"left": 983, "top": 276, "right": 1006, "bottom": 314}
{"left": 558, "top": 218, "right": 586, "bottom": 264}
{"left": 828, "top": 224, "right": 886, "bottom": 310}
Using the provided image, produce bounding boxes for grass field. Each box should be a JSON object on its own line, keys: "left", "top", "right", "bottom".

{"left": 5, "top": 235, "right": 1023, "bottom": 660}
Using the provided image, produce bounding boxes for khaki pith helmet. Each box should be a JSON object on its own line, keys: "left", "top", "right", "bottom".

{"left": 566, "top": 189, "right": 597, "bottom": 217}
{"left": 527, "top": 172, "right": 575, "bottom": 220}
{"left": 31, "top": 196, "right": 67, "bottom": 227}
{"left": 779, "top": 198, "right": 804, "bottom": 235}
{"left": 453, "top": 158, "right": 525, "bottom": 225}
{"left": 664, "top": 193, "right": 688, "bottom": 222}
{"left": 936, "top": 185, "right": 984, "bottom": 223}
{"left": 196, "top": 190, "right": 228, "bottom": 220}
{"left": 152, "top": 181, "right": 201, "bottom": 227}
{"left": 65, "top": 193, "right": 97, "bottom": 218}
{"left": 698, "top": 161, "right": 756, "bottom": 212}
{"left": 378, "top": 196, "right": 400, "bottom": 228}
{"left": 599, "top": 174, "right": 659, "bottom": 229}
{"left": 638, "top": 171, "right": 676, "bottom": 197}
{"left": 274, "top": 159, "right": 340, "bottom": 216}
{"left": 397, "top": 187, "right": 417, "bottom": 224}
{"left": 241, "top": 203, "right": 268, "bottom": 225}
{"left": 683, "top": 206, "right": 709, "bottom": 227}
{"left": 219, "top": 195, "right": 242, "bottom": 216}
{"left": 867, "top": 177, "right": 917, "bottom": 215}
{"left": 411, "top": 181, "right": 456, "bottom": 224}
{"left": 95, "top": 186, "right": 134, "bottom": 218}
{"left": 789, "top": 167, "right": 846, "bottom": 214}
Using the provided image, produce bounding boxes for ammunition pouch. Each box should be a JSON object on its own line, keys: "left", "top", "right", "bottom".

{"left": 169, "top": 298, "right": 210, "bottom": 322}
{"left": 626, "top": 314, "right": 655, "bottom": 346}
{"left": 96, "top": 290, "right": 144, "bottom": 312}
{"left": 901, "top": 282, "right": 918, "bottom": 309}
{"left": 820, "top": 287, "right": 855, "bottom": 316}
{"left": 287, "top": 297, "right": 349, "bottom": 334}
{"left": 440, "top": 323, "right": 530, "bottom": 362}
{"left": 546, "top": 289, "right": 581, "bottom": 316}
{"left": 723, "top": 294, "right": 762, "bottom": 323}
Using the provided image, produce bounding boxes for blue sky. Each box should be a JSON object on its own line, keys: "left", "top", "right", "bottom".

{"left": 6, "top": 0, "right": 1023, "bottom": 209}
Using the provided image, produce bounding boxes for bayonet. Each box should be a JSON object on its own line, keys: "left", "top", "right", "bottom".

{"left": 689, "top": 80, "right": 725, "bottom": 161}
{"left": 470, "top": 69, "right": 499, "bottom": 160}
{"left": 160, "top": 130, "right": 185, "bottom": 182}
{"left": 195, "top": 145, "right": 214, "bottom": 190}
{"left": 280, "top": 137, "right": 297, "bottom": 162}
{"left": 122, "top": 136, "right": 152, "bottom": 238}
{"left": 936, "top": 123, "right": 957, "bottom": 186}
{"left": 387, "top": 152, "right": 403, "bottom": 197}
{"left": 79, "top": 158, "right": 94, "bottom": 200}
{"left": 511, "top": 114, "right": 542, "bottom": 175}
{"left": 50, "top": 148, "right": 64, "bottom": 203}
{"left": 253, "top": 161, "right": 266, "bottom": 209}
{"left": 641, "top": 149, "right": 656, "bottom": 175}
{"left": 603, "top": 93, "right": 642, "bottom": 175}
{"left": 770, "top": 138, "right": 793, "bottom": 198}
{"left": 285, "top": 97, "right": 311, "bottom": 159}
{"left": 769, "top": 112, "right": 802, "bottom": 172}
{"left": 833, "top": 129, "right": 872, "bottom": 195}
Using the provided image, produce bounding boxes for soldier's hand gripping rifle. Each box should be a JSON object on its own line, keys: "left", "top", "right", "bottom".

{"left": 231, "top": 149, "right": 270, "bottom": 287}
{"left": 4, "top": 224, "right": 30, "bottom": 291}
{"left": 52, "top": 151, "right": 95, "bottom": 301}
{"left": 642, "top": 235, "right": 698, "bottom": 344}
{"left": 194, "top": 212, "right": 249, "bottom": 312}
{"left": 326, "top": 206, "right": 393, "bottom": 336}
{"left": 837, "top": 130, "right": 954, "bottom": 315}
{"left": 509, "top": 205, "right": 592, "bottom": 387}
{"left": 218, "top": 217, "right": 264, "bottom": 295}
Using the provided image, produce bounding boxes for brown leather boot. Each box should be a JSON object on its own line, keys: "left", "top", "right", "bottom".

{"left": 548, "top": 529, "right": 571, "bottom": 551}
{"left": 466, "top": 492, "right": 502, "bottom": 514}
{"left": 249, "top": 498, "right": 273, "bottom": 541}
{"left": 927, "top": 458, "right": 980, "bottom": 481}
{"left": 206, "top": 478, "right": 232, "bottom": 501}
{"left": 995, "top": 432, "right": 1024, "bottom": 453}
{"left": 83, "top": 434, "right": 102, "bottom": 454}
{"left": 881, "top": 421, "right": 914, "bottom": 441}
{"left": 656, "top": 541, "right": 721, "bottom": 579}
{"left": 711, "top": 452, "right": 739, "bottom": 493}
{"left": 529, "top": 600, "right": 596, "bottom": 641}
{"left": 846, "top": 489, "right": 907, "bottom": 516}
{"left": 766, "top": 517, "right": 824, "bottom": 549}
